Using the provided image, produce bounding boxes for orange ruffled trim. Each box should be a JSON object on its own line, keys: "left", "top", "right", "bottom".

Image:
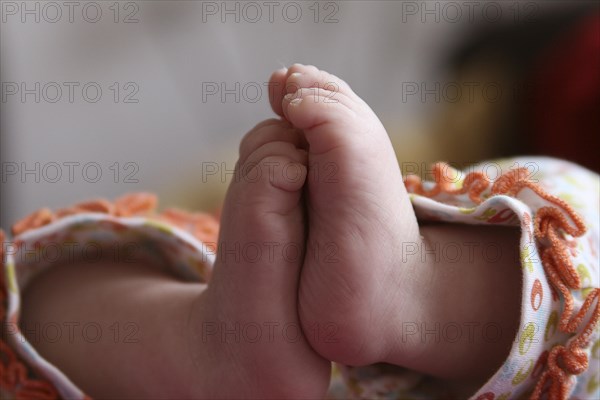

{"left": 405, "top": 163, "right": 599, "bottom": 400}
{"left": 10, "top": 193, "right": 220, "bottom": 249}
{"left": 1, "top": 230, "right": 60, "bottom": 399}
{"left": 1, "top": 193, "right": 219, "bottom": 399}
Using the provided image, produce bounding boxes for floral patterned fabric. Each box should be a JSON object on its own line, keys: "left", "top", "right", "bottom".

{"left": 1, "top": 157, "right": 598, "bottom": 399}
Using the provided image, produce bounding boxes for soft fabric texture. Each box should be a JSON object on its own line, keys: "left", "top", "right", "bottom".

{"left": 1, "top": 157, "right": 598, "bottom": 399}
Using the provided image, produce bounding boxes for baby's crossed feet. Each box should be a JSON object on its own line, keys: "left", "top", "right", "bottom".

{"left": 194, "top": 64, "right": 520, "bottom": 397}
{"left": 12, "top": 64, "right": 527, "bottom": 399}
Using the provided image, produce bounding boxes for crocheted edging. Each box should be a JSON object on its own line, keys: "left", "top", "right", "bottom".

{"left": 1, "top": 229, "right": 60, "bottom": 399}
{"left": 0, "top": 193, "right": 219, "bottom": 399}
{"left": 405, "top": 162, "right": 599, "bottom": 400}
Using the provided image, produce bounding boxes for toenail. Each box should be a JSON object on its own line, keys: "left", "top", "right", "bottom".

{"left": 284, "top": 93, "right": 296, "bottom": 101}
{"left": 289, "top": 98, "right": 303, "bottom": 106}
{"left": 290, "top": 72, "right": 303, "bottom": 79}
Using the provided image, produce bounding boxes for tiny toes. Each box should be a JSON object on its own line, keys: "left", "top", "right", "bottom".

{"left": 268, "top": 68, "right": 289, "bottom": 117}
{"left": 242, "top": 141, "right": 307, "bottom": 173}
{"left": 282, "top": 88, "right": 356, "bottom": 132}
{"left": 237, "top": 139, "right": 308, "bottom": 195}
{"left": 254, "top": 155, "right": 307, "bottom": 192}
{"left": 284, "top": 64, "right": 357, "bottom": 100}
{"left": 283, "top": 87, "right": 355, "bottom": 111}
{"left": 239, "top": 119, "right": 305, "bottom": 165}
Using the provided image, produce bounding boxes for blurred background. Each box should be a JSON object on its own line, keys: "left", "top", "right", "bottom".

{"left": 1, "top": 0, "right": 598, "bottom": 230}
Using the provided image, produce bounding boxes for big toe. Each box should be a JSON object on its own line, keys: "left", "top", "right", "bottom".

{"left": 283, "top": 64, "right": 358, "bottom": 100}
{"left": 268, "top": 67, "right": 289, "bottom": 117}
{"left": 278, "top": 65, "right": 375, "bottom": 156}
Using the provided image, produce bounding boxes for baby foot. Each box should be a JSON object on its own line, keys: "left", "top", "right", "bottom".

{"left": 268, "top": 65, "right": 423, "bottom": 366}
{"left": 189, "top": 118, "right": 330, "bottom": 398}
